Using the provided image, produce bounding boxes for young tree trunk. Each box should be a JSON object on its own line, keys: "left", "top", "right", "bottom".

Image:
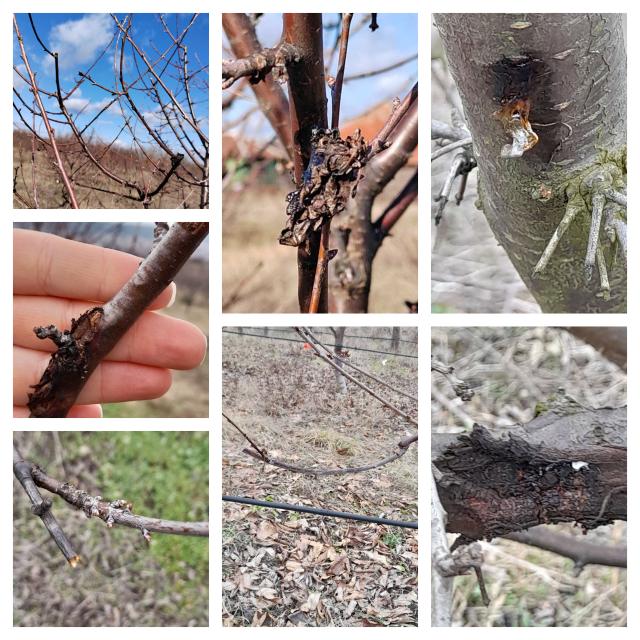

{"left": 331, "top": 326, "right": 347, "bottom": 394}
{"left": 283, "top": 14, "right": 329, "bottom": 313}
{"left": 434, "top": 14, "right": 626, "bottom": 312}
{"left": 391, "top": 327, "right": 400, "bottom": 352}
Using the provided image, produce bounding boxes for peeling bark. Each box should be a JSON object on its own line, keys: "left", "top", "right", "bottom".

{"left": 434, "top": 13, "right": 626, "bottom": 312}
{"left": 28, "top": 222, "right": 209, "bottom": 417}
{"left": 433, "top": 407, "right": 626, "bottom": 540}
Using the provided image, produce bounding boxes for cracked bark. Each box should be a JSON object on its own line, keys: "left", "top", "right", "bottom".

{"left": 27, "top": 222, "right": 209, "bottom": 417}
{"left": 434, "top": 13, "right": 626, "bottom": 312}
{"left": 432, "top": 407, "right": 626, "bottom": 540}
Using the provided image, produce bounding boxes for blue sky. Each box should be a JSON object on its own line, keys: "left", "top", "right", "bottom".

{"left": 14, "top": 13, "right": 209, "bottom": 149}
{"left": 223, "top": 13, "right": 417, "bottom": 143}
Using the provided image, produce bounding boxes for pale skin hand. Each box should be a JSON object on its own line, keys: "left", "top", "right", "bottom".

{"left": 13, "top": 229, "right": 207, "bottom": 418}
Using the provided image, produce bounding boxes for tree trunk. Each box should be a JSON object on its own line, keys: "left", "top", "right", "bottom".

{"left": 331, "top": 326, "right": 347, "bottom": 394}
{"left": 391, "top": 327, "right": 400, "bottom": 353}
{"left": 283, "top": 14, "right": 329, "bottom": 313}
{"left": 432, "top": 407, "right": 626, "bottom": 540}
{"left": 434, "top": 14, "right": 626, "bottom": 313}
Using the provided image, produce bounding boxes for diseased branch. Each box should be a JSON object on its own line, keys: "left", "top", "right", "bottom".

{"left": 13, "top": 445, "right": 80, "bottom": 567}
{"left": 433, "top": 407, "right": 627, "bottom": 541}
{"left": 31, "top": 466, "right": 208, "bottom": 537}
{"left": 225, "top": 411, "right": 416, "bottom": 476}
{"left": 309, "top": 13, "right": 353, "bottom": 314}
{"left": 28, "top": 222, "right": 209, "bottom": 418}
{"left": 330, "top": 99, "right": 418, "bottom": 312}
{"left": 283, "top": 13, "right": 329, "bottom": 313}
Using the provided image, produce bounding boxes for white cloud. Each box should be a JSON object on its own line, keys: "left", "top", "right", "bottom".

{"left": 50, "top": 14, "right": 113, "bottom": 70}
{"left": 63, "top": 89, "right": 120, "bottom": 115}
{"left": 14, "top": 64, "right": 27, "bottom": 89}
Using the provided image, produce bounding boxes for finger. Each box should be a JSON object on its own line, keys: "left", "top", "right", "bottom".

{"left": 14, "top": 404, "right": 103, "bottom": 418}
{"left": 14, "top": 296, "right": 207, "bottom": 370}
{"left": 14, "top": 229, "right": 175, "bottom": 309}
{"left": 14, "top": 346, "right": 172, "bottom": 406}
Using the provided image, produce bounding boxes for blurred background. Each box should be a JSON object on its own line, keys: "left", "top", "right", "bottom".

{"left": 14, "top": 222, "right": 208, "bottom": 417}
{"left": 13, "top": 431, "right": 209, "bottom": 626}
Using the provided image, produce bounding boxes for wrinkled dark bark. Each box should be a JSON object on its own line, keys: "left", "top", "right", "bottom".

{"left": 434, "top": 14, "right": 626, "bottom": 313}
{"left": 433, "top": 407, "right": 626, "bottom": 540}
{"left": 28, "top": 222, "right": 209, "bottom": 417}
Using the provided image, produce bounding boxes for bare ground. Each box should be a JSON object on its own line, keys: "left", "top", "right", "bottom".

{"left": 432, "top": 327, "right": 626, "bottom": 627}
{"left": 222, "top": 328, "right": 418, "bottom": 626}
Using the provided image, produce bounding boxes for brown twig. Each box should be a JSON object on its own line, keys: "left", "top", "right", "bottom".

{"left": 222, "top": 13, "right": 293, "bottom": 159}
{"left": 504, "top": 526, "right": 626, "bottom": 570}
{"left": 222, "top": 42, "right": 299, "bottom": 89}
{"left": 345, "top": 53, "right": 417, "bottom": 81}
{"left": 31, "top": 465, "right": 208, "bottom": 537}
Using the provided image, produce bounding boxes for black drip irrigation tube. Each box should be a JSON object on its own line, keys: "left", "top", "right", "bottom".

{"left": 223, "top": 495, "right": 418, "bottom": 529}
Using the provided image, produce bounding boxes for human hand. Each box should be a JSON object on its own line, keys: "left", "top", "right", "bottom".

{"left": 14, "top": 229, "right": 207, "bottom": 418}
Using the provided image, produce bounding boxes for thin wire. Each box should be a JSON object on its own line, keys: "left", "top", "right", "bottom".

{"left": 222, "top": 329, "right": 418, "bottom": 359}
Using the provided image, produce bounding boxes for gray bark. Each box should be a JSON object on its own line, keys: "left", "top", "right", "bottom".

{"left": 434, "top": 13, "right": 626, "bottom": 312}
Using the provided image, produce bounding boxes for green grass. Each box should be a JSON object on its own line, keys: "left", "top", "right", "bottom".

{"left": 63, "top": 431, "right": 208, "bottom": 579}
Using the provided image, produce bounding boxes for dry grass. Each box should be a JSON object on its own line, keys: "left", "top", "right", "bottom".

{"left": 222, "top": 168, "right": 418, "bottom": 313}
{"left": 13, "top": 130, "right": 206, "bottom": 209}
{"left": 432, "top": 327, "right": 626, "bottom": 627}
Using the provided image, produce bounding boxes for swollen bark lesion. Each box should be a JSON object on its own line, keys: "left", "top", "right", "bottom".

{"left": 28, "top": 307, "right": 105, "bottom": 418}
{"left": 433, "top": 406, "right": 627, "bottom": 542}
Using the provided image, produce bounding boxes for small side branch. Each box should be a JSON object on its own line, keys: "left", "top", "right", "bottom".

{"left": 222, "top": 42, "right": 299, "bottom": 89}
{"left": 431, "top": 357, "right": 474, "bottom": 401}
{"left": 28, "top": 222, "right": 209, "bottom": 418}
{"left": 14, "top": 445, "right": 80, "bottom": 566}
{"left": 504, "top": 526, "right": 626, "bottom": 570}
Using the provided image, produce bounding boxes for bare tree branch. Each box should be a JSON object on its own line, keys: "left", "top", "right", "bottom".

{"left": 31, "top": 465, "right": 208, "bottom": 537}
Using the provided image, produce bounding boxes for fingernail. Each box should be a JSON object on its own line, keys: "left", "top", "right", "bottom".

{"left": 199, "top": 333, "right": 208, "bottom": 366}
{"left": 167, "top": 284, "right": 177, "bottom": 308}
